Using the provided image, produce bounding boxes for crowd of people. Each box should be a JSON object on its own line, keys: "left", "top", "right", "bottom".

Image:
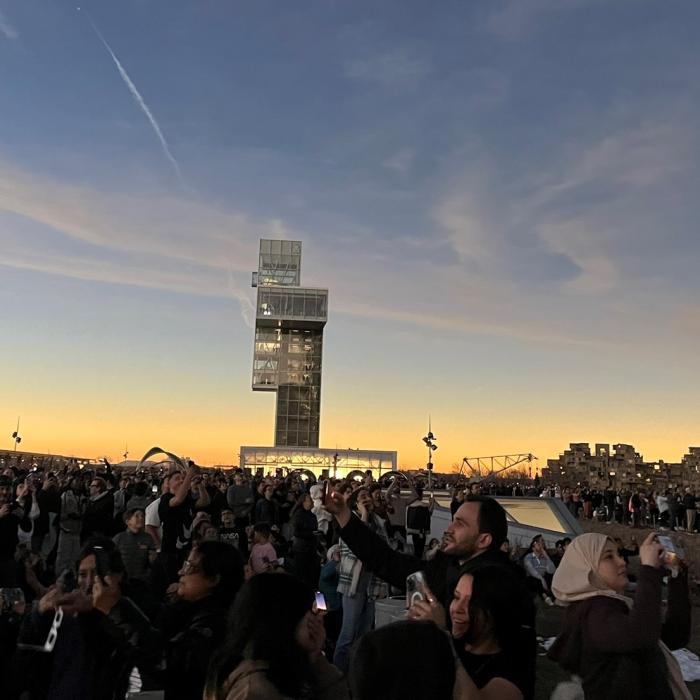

{"left": 0, "top": 461, "right": 694, "bottom": 699}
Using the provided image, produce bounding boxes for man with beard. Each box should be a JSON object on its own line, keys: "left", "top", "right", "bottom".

{"left": 326, "top": 492, "right": 536, "bottom": 699}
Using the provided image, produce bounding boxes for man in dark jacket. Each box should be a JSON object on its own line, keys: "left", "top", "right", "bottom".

{"left": 326, "top": 492, "right": 536, "bottom": 700}
{"left": 82, "top": 477, "right": 115, "bottom": 542}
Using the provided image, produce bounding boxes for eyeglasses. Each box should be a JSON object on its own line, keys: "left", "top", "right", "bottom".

{"left": 180, "top": 560, "right": 201, "bottom": 575}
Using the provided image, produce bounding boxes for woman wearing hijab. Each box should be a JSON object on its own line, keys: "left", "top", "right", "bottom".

{"left": 548, "top": 532, "right": 691, "bottom": 700}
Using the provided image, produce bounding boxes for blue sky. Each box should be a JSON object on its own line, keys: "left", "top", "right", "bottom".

{"left": 1, "top": 0, "right": 699, "bottom": 466}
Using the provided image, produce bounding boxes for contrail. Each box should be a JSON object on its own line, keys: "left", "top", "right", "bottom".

{"left": 79, "top": 8, "right": 185, "bottom": 186}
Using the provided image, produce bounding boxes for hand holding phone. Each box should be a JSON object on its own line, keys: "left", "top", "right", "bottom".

{"left": 406, "top": 571, "right": 435, "bottom": 607}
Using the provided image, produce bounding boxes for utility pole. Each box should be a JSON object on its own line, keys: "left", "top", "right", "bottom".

{"left": 422, "top": 418, "right": 438, "bottom": 491}
{"left": 11, "top": 417, "right": 21, "bottom": 451}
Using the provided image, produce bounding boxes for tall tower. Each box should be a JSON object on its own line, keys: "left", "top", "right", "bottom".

{"left": 251, "top": 240, "right": 328, "bottom": 448}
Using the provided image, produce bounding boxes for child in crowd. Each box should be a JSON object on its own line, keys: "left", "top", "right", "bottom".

{"left": 112, "top": 508, "right": 156, "bottom": 582}
{"left": 218, "top": 509, "right": 240, "bottom": 549}
{"left": 249, "top": 522, "right": 280, "bottom": 575}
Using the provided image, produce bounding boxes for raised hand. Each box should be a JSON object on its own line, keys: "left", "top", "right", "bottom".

{"left": 640, "top": 532, "right": 663, "bottom": 569}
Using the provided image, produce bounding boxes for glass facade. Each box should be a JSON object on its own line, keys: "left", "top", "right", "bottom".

{"left": 256, "top": 287, "right": 328, "bottom": 327}
{"left": 258, "top": 239, "right": 301, "bottom": 286}
{"left": 252, "top": 240, "right": 327, "bottom": 447}
{"left": 240, "top": 446, "right": 397, "bottom": 479}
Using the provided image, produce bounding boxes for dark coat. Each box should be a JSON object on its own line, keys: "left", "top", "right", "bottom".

{"left": 159, "top": 596, "right": 230, "bottom": 700}
{"left": 13, "top": 596, "right": 160, "bottom": 700}
{"left": 82, "top": 492, "right": 115, "bottom": 541}
{"left": 548, "top": 566, "right": 690, "bottom": 700}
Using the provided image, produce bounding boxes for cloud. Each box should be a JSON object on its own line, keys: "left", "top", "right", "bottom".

{"left": 483, "top": 0, "right": 594, "bottom": 39}
{"left": 433, "top": 106, "right": 698, "bottom": 301}
{"left": 0, "top": 10, "right": 18, "bottom": 39}
{"left": 382, "top": 148, "right": 415, "bottom": 176}
{"left": 345, "top": 49, "right": 431, "bottom": 90}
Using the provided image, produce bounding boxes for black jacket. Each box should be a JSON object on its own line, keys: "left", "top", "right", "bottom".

{"left": 82, "top": 492, "right": 115, "bottom": 541}
{"left": 13, "top": 596, "right": 160, "bottom": 700}
{"left": 158, "top": 596, "right": 231, "bottom": 700}
{"left": 337, "top": 514, "right": 536, "bottom": 700}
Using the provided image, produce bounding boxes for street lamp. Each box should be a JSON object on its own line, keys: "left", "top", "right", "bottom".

{"left": 11, "top": 417, "right": 21, "bottom": 452}
{"left": 422, "top": 421, "right": 438, "bottom": 490}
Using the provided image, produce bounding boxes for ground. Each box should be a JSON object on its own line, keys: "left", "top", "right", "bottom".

{"left": 533, "top": 519, "right": 700, "bottom": 699}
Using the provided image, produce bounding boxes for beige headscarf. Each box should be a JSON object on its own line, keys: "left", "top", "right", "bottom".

{"left": 552, "top": 532, "right": 631, "bottom": 605}
{"left": 552, "top": 533, "right": 691, "bottom": 700}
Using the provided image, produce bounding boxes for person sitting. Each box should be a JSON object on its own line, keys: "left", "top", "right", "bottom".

{"left": 349, "top": 620, "right": 455, "bottom": 699}
{"left": 522, "top": 535, "right": 556, "bottom": 606}
{"left": 548, "top": 532, "right": 692, "bottom": 700}
{"left": 204, "top": 572, "right": 348, "bottom": 700}
{"left": 158, "top": 540, "right": 244, "bottom": 700}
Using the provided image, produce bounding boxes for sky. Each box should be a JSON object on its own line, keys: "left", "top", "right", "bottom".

{"left": 1, "top": 0, "right": 699, "bottom": 470}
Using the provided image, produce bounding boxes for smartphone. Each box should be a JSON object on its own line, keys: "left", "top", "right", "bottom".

{"left": 93, "top": 547, "right": 111, "bottom": 582}
{"left": 314, "top": 591, "right": 327, "bottom": 612}
{"left": 152, "top": 484, "right": 159, "bottom": 494}
{"left": 406, "top": 571, "right": 433, "bottom": 608}
{"left": 658, "top": 534, "right": 684, "bottom": 575}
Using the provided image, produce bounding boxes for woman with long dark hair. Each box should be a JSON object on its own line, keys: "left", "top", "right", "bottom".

{"left": 204, "top": 573, "right": 348, "bottom": 700}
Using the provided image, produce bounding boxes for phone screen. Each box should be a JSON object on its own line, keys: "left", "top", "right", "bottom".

{"left": 314, "top": 591, "right": 327, "bottom": 612}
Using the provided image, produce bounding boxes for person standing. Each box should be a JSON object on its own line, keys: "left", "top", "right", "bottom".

{"left": 683, "top": 488, "right": 696, "bottom": 533}
{"left": 290, "top": 493, "right": 320, "bottom": 590}
{"left": 55, "top": 475, "right": 85, "bottom": 575}
{"left": 145, "top": 475, "right": 169, "bottom": 550}
{"left": 405, "top": 485, "right": 434, "bottom": 558}
{"left": 333, "top": 487, "right": 388, "bottom": 673}
{"left": 82, "top": 477, "right": 115, "bottom": 542}
{"left": 113, "top": 508, "right": 156, "bottom": 582}
{"left": 254, "top": 483, "right": 279, "bottom": 527}
{"left": 226, "top": 472, "right": 254, "bottom": 558}
{"left": 155, "top": 466, "right": 210, "bottom": 592}
{"left": 656, "top": 491, "right": 670, "bottom": 529}
{"left": 0, "top": 477, "right": 30, "bottom": 585}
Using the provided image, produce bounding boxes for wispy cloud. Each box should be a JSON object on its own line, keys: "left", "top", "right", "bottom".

{"left": 382, "top": 148, "right": 415, "bottom": 176}
{"left": 345, "top": 49, "right": 431, "bottom": 90}
{"left": 0, "top": 10, "right": 18, "bottom": 39}
{"left": 83, "top": 12, "right": 185, "bottom": 187}
{"left": 483, "top": 0, "right": 594, "bottom": 39}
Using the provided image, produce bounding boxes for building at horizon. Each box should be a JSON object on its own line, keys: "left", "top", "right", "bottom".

{"left": 243, "top": 239, "right": 396, "bottom": 478}
{"left": 251, "top": 239, "right": 328, "bottom": 448}
{"left": 541, "top": 442, "right": 700, "bottom": 489}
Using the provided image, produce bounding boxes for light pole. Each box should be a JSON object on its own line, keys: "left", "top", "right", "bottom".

{"left": 422, "top": 420, "right": 438, "bottom": 491}
{"left": 11, "top": 417, "right": 21, "bottom": 451}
